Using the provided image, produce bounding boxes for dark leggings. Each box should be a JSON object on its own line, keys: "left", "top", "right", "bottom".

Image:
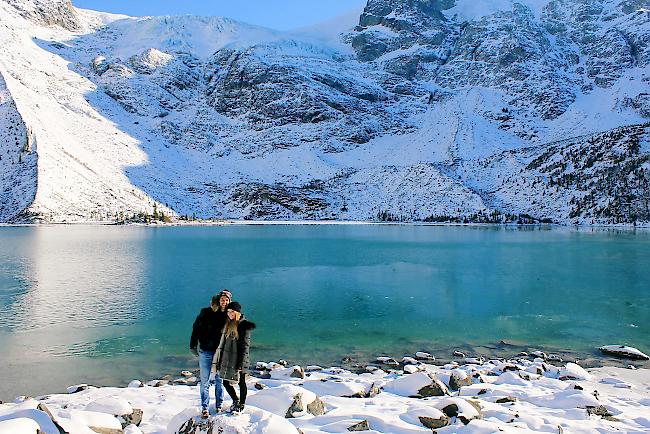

{"left": 223, "top": 376, "right": 247, "bottom": 404}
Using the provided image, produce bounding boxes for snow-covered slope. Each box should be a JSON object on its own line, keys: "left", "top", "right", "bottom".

{"left": 0, "top": 0, "right": 648, "bottom": 224}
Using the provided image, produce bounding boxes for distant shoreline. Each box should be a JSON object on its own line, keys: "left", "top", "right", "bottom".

{"left": 1, "top": 220, "right": 649, "bottom": 229}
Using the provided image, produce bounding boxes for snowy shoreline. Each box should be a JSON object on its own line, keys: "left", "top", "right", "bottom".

{"left": 2, "top": 349, "right": 650, "bottom": 433}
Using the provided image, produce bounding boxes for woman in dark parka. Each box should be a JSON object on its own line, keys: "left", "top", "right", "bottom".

{"left": 212, "top": 301, "right": 255, "bottom": 413}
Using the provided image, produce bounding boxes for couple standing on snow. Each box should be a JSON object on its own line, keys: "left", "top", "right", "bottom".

{"left": 190, "top": 289, "right": 256, "bottom": 418}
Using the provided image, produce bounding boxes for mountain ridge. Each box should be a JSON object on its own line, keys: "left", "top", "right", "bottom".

{"left": 0, "top": 0, "right": 648, "bottom": 224}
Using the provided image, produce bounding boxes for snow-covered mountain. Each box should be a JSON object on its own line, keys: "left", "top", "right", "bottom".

{"left": 0, "top": 0, "right": 648, "bottom": 224}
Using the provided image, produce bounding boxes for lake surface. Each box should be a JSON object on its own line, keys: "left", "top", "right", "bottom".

{"left": 0, "top": 224, "right": 649, "bottom": 400}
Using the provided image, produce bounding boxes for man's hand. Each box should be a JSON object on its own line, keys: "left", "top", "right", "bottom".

{"left": 190, "top": 347, "right": 199, "bottom": 357}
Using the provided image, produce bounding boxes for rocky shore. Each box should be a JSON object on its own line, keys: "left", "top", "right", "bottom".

{"left": 1, "top": 345, "right": 649, "bottom": 433}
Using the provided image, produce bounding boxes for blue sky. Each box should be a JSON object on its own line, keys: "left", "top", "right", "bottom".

{"left": 71, "top": 0, "right": 368, "bottom": 30}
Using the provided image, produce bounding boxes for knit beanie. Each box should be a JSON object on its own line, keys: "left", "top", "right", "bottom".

{"left": 226, "top": 301, "right": 242, "bottom": 313}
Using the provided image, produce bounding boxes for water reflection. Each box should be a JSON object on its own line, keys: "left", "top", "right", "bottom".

{"left": 1, "top": 226, "right": 148, "bottom": 332}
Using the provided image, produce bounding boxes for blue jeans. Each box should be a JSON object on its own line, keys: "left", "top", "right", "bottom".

{"left": 198, "top": 349, "right": 223, "bottom": 411}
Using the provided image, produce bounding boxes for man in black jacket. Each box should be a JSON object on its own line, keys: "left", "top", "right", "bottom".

{"left": 190, "top": 289, "right": 231, "bottom": 417}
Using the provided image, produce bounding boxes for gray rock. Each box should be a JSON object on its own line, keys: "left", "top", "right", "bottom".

{"left": 366, "top": 383, "right": 381, "bottom": 398}
{"left": 286, "top": 394, "right": 325, "bottom": 418}
{"left": 418, "top": 415, "right": 449, "bottom": 429}
{"left": 118, "top": 408, "right": 143, "bottom": 428}
{"left": 290, "top": 366, "right": 305, "bottom": 379}
{"left": 306, "top": 396, "right": 326, "bottom": 416}
{"left": 417, "top": 378, "right": 449, "bottom": 397}
{"left": 449, "top": 372, "right": 473, "bottom": 390}
{"left": 441, "top": 400, "right": 482, "bottom": 425}
{"left": 347, "top": 420, "right": 370, "bottom": 431}
{"left": 496, "top": 396, "right": 517, "bottom": 404}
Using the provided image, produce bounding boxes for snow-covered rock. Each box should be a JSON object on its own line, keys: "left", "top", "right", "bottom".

{"left": 599, "top": 345, "right": 650, "bottom": 360}
{"left": 0, "top": 418, "right": 41, "bottom": 433}
{"left": 559, "top": 363, "right": 593, "bottom": 381}
{"left": 67, "top": 409, "right": 123, "bottom": 432}
{"left": 449, "top": 368, "right": 473, "bottom": 390}
{"left": 86, "top": 397, "right": 133, "bottom": 416}
{"left": 301, "top": 379, "right": 367, "bottom": 398}
{"left": 384, "top": 372, "right": 449, "bottom": 397}
{"left": 245, "top": 385, "right": 325, "bottom": 418}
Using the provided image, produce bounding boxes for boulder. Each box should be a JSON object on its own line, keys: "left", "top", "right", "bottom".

{"left": 86, "top": 397, "right": 133, "bottom": 416}
{"left": 118, "top": 409, "right": 143, "bottom": 428}
{"left": 418, "top": 415, "right": 449, "bottom": 429}
{"left": 67, "top": 384, "right": 91, "bottom": 394}
{"left": 269, "top": 366, "right": 305, "bottom": 380}
{"left": 559, "top": 363, "right": 592, "bottom": 381}
{"left": 366, "top": 383, "right": 381, "bottom": 398}
{"left": 415, "top": 352, "right": 434, "bottom": 360}
{"left": 384, "top": 372, "right": 449, "bottom": 398}
{"left": 403, "top": 365, "right": 420, "bottom": 374}
{"left": 586, "top": 405, "right": 619, "bottom": 422}
{"left": 599, "top": 345, "right": 650, "bottom": 360}
{"left": 301, "top": 379, "right": 366, "bottom": 398}
{"left": 305, "top": 365, "right": 323, "bottom": 372}
{"left": 86, "top": 397, "right": 142, "bottom": 428}
{"left": 290, "top": 366, "right": 305, "bottom": 379}
{"left": 0, "top": 418, "right": 41, "bottom": 433}
{"left": 376, "top": 356, "right": 399, "bottom": 366}
{"left": 0, "top": 404, "right": 64, "bottom": 434}
{"left": 449, "top": 369, "right": 473, "bottom": 390}
{"left": 496, "top": 396, "right": 518, "bottom": 404}
{"left": 127, "top": 380, "right": 143, "bottom": 388}
{"left": 68, "top": 409, "right": 123, "bottom": 434}
{"left": 531, "top": 351, "right": 547, "bottom": 360}
{"left": 434, "top": 398, "right": 482, "bottom": 425}
{"left": 246, "top": 385, "right": 325, "bottom": 418}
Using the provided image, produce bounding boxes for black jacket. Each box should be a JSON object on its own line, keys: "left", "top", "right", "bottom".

{"left": 213, "top": 319, "right": 256, "bottom": 381}
{"left": 190, "top": 307, "right": 227, "bottom": 352}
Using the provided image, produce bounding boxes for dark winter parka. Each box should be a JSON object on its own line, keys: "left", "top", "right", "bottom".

{"left": 190, "top": 307, "right": 228, "bottom": 352}
{"left": 212, "top": 318, "right": 256, "bottom": 382}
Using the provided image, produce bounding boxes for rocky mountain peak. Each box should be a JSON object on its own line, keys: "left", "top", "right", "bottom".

{"left": 4, "top": 0, "right": 81, "bottom": 31}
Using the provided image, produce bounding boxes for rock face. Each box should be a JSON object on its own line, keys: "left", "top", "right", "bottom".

{"left": 0, "top": 72, "right": 37, "bottom": 223}
{"left": 0, "top": 0, "right": 649, "bottom": 224}
{"left": 4, "top": 0, "right": 81, "bottom": 31}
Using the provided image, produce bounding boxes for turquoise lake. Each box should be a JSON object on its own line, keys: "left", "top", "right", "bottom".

{"left": 0, "top": 224, "right": 649, "bottom": 400}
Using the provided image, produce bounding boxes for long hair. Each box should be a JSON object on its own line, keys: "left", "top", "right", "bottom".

{"left": 224, "top": 311, "right": 241, "bottom": 339}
